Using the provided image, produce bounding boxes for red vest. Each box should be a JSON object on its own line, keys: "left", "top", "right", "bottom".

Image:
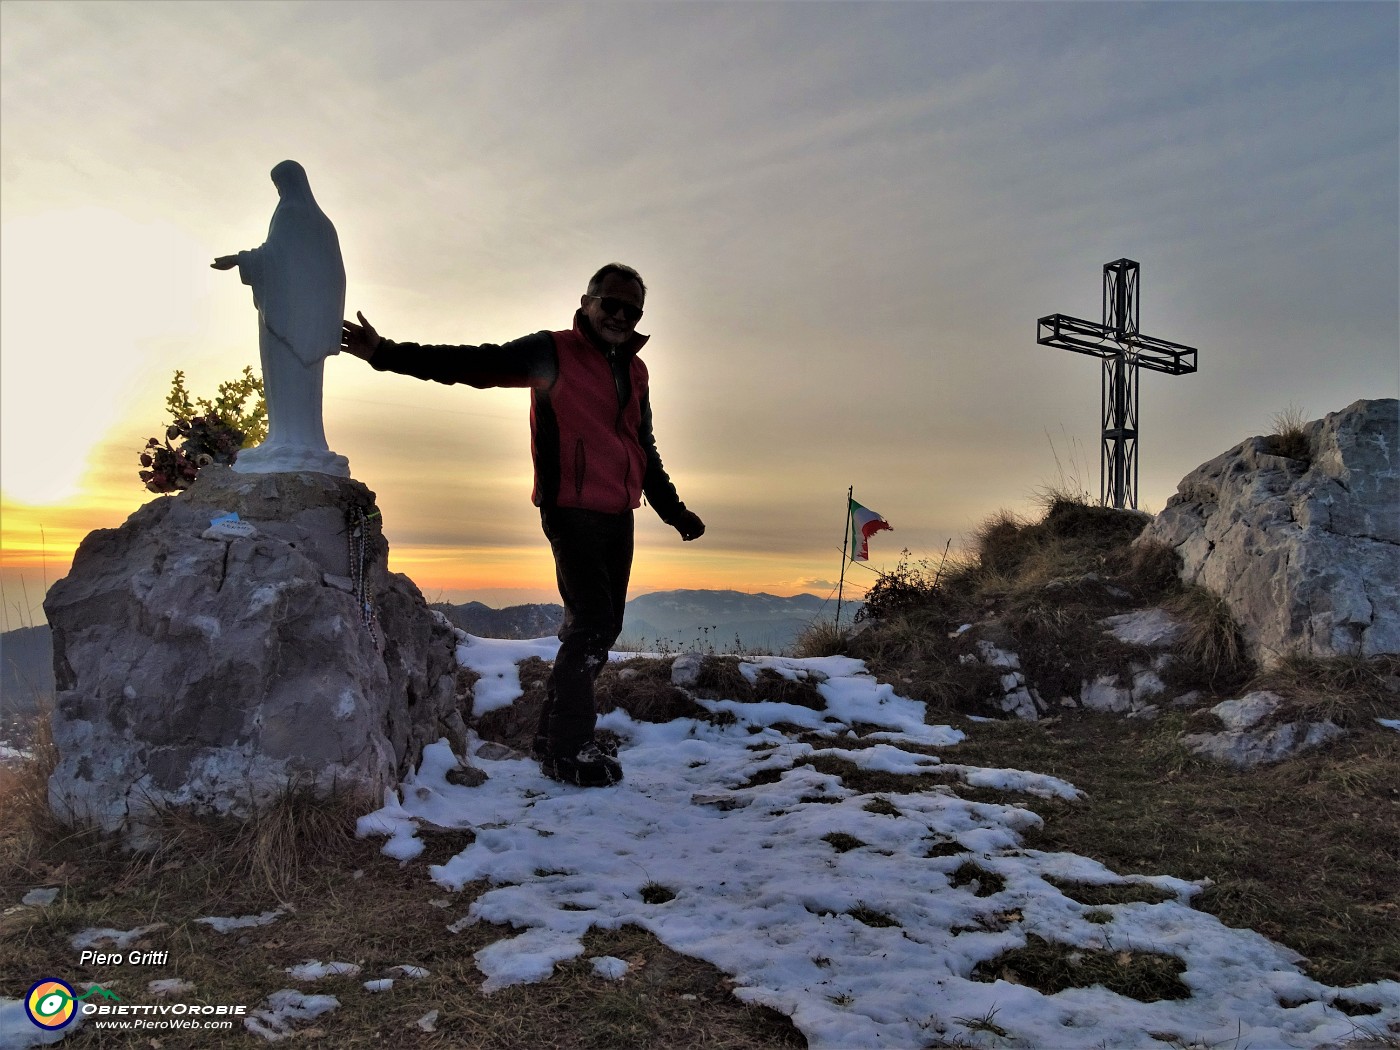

{"left": 530, "top": 319, "right": 650, "bottom": 513}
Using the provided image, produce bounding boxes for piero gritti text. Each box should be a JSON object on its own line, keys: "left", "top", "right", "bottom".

{"left": 78, "top": 949, "right": 170, "bottom": 966}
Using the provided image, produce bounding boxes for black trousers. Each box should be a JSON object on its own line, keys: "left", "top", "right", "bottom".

{"left": 537, "top": 507, "right": 634, "bottom": 756}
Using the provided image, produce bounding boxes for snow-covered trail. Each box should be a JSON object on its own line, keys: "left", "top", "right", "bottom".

{"left": 359, "top": 636, "right": 1400, "bottom": 1049}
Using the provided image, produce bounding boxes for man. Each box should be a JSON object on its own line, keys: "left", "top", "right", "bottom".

{"left": 341, "top": 263, "right": 704, "bottom": 787}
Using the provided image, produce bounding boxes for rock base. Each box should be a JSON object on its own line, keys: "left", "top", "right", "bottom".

{"left": 43, "top": 467, "right": 466, "bottom": 839}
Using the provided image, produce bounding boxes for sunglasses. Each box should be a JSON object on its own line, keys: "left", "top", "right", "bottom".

{"left": 587, "top": 295, "right": 644, "bottom": 324}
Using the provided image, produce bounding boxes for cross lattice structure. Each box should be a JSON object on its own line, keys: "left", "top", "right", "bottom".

{"left": 1037, "top": 259, "right": 1199, "bottom": 510}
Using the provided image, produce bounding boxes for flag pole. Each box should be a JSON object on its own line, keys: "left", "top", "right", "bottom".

{"left": 836, "top": 485, "right": 853, "bottom": 628}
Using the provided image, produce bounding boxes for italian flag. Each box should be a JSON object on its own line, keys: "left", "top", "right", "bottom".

{"left": 849, "top": 499, "right": 892, "bottom": 561}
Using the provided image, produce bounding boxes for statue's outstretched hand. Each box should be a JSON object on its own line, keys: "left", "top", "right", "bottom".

{"left": 211, "top": 255, "right": 238, "bottom": 270}
{"left": 341, "top": 311, "right": 382, "bottom": 361}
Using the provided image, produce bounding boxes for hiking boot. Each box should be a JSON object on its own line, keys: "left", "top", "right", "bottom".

{"left": 540, "top": 740, "right": 623, "bottom": 787}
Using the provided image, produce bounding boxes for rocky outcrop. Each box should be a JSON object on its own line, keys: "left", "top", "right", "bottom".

{"left": 1139, "top": 399, "right": 1399, "bottom": 666}
{"left": 969, "top": 641, "right": 1046, "bottom": 721}
{"left": 1181, "top": 691, "right": 1345, "bottom": 768}
{"left": 1073, "top": 608, "right": 1187, "bottom": 718}
{"left": 44, "top": 466, "right": 467, "bottom": 838}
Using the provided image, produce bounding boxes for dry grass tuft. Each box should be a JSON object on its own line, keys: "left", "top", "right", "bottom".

{"left": 640, "top": 881, "right": 677, "bottom": 904}
{"left": 973, "top": 508, "right": 1032, "bottom": 577}
{"left": 1164, "top": 584, "right": 1252, "bottom": 691}
{"left": 135, "top": 781, "right": 370, "bottom": 900}
{"left": 1248, "top": 654, "right": 1400, "bottom": 728}
{"left": 949, "top": 861, "right": 1007, "bottom": 898}
{"left": 790, "top": 619, "right": 850, "bottom": 658}
{"left": 969, "top": 498, "right": 1150, "bottom": 591}
{"left": 751, "top": 668, "right": 826, "bottom": 710}
{"left": 692, "top": 656, "right": 756, "bottom": 701}
{"left": 863, "top": 796, "right": 902, "bottom": 817}
{"left": 1117, "top": 538, "right": 1183, "bottom": 600}
{"left": 1265, "top": 402, "right": 1312, "bottom": 463}
{"left": 0, "top": 709, "right": 62, "bottom": 846}
{"left": 822, "top": 831, "right": 866, "bottom": 853}
{"left": 847, "top": 905, "right": 899, "bottom": 928}
{"left": 598, "top": 657, "right": 710, "bottom": 723}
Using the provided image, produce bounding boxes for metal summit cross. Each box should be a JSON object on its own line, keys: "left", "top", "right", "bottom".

{"left": 1037, "top": 259, "right": 1199, "bottom": 510}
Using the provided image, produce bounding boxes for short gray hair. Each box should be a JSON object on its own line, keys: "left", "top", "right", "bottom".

{"left": 587, "top": 263, "right": 646, "bottom": 303}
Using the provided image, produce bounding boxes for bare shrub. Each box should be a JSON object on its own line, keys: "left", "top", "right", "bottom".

{"left": 858, "top": 548, "right": 967, "bottom": 622}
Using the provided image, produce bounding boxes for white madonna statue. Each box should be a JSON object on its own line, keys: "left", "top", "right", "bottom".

{"left": 213, "top": 160, "right": 350, "bottom": 476}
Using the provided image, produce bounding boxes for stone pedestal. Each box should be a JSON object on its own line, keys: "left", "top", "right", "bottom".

{"left": 43, "top": 466, "right": 466, "bottom": 838}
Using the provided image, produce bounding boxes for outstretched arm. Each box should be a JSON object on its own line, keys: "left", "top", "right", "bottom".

{"left": 212, "top": 249, "right": 262, "bottom": 292}
{"left": 341, "top": 321, "right": 557, "bottom": 390}
{"left": 341, "top": 311, "right": 382, "bottom": 361}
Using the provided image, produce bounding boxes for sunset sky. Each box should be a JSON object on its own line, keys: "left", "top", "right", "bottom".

{"left": 2, "top": 1, "right": 1396, "bottom": 630}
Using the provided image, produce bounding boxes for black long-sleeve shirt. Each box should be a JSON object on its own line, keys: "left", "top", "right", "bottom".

{"left": 369, "top": 320, "right": 687, "bottom": 522}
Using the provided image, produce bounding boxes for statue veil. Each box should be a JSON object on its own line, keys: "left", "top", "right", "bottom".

{"left": 254, "top": 160, "right": 346, "bottom": 368}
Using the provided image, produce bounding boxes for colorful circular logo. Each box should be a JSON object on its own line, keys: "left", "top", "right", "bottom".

{"left": 25, "top": 978, "right": 78, "bottom": 1030}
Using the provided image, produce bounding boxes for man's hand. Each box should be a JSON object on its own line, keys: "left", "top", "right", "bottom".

{"left": 341, "top": 311, "right": 382, "bottom": 361}
{"left": 211, "top": 255, "right": 238, "bottom": 270}
{"left": 672, "top": 510, "right": 705, "bottom": 542}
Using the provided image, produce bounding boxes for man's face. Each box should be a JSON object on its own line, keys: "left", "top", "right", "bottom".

{"left": 581, "top": 273, "right": 645, "bottom": 347}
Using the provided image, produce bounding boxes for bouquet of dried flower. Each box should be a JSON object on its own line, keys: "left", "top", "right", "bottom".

{"left": 138, "top": 414, "right": 245, "bottom": 493}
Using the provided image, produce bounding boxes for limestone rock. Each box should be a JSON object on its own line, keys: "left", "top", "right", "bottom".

{"left": 670, "top": 651, "right": 704, "bottom": 689}
{"left": 1067, "top": 609, "right": 1183, "bottom": 717}
{"left": 1078, "top": 667, "right": 1168, "bottom": 716}
{"left": 1209, "top": 691, "right": 1286, "bottom": 732}
{"left": 1181, "top": 691, "right": 1346, "bottom": 768}
{"left": 1101, "top": 607, "right": 1186, "bottom": 649}
{"left": 44, "top": 466, "right": 466, "bottom": 837}
{"left": 973, "top": 641, "right": 1046, "bottom": 721}
{"left": 1139, "top": 399, "right": 1399, "bottom": 666}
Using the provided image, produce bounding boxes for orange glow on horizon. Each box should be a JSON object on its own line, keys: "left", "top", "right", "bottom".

{"left": 387, "top": 542, "right": 871, "bottom": 602}
{"left": 2, "top": 493, "right": 873, "bottom": 629}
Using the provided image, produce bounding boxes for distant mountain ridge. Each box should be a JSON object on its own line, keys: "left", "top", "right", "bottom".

{"left": 621, "top": 589, "right": 842, "bottom": 653}
{"left": 1, "top": 625, "right": 54, "bottom": 716}
{"left": 431, "top": 601, "right": 565, "bottom": 640}
{"left": 433, "top": 589, "right": 848, "bottom": 652}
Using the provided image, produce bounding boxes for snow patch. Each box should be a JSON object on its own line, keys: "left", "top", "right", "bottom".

{"left": 195, "top": 909, "right": 286, "bottom": 933}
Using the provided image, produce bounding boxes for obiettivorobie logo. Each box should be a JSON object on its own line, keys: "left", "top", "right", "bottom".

{"left": 24, "top": 978, "right": 120, "bottom": 1029}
